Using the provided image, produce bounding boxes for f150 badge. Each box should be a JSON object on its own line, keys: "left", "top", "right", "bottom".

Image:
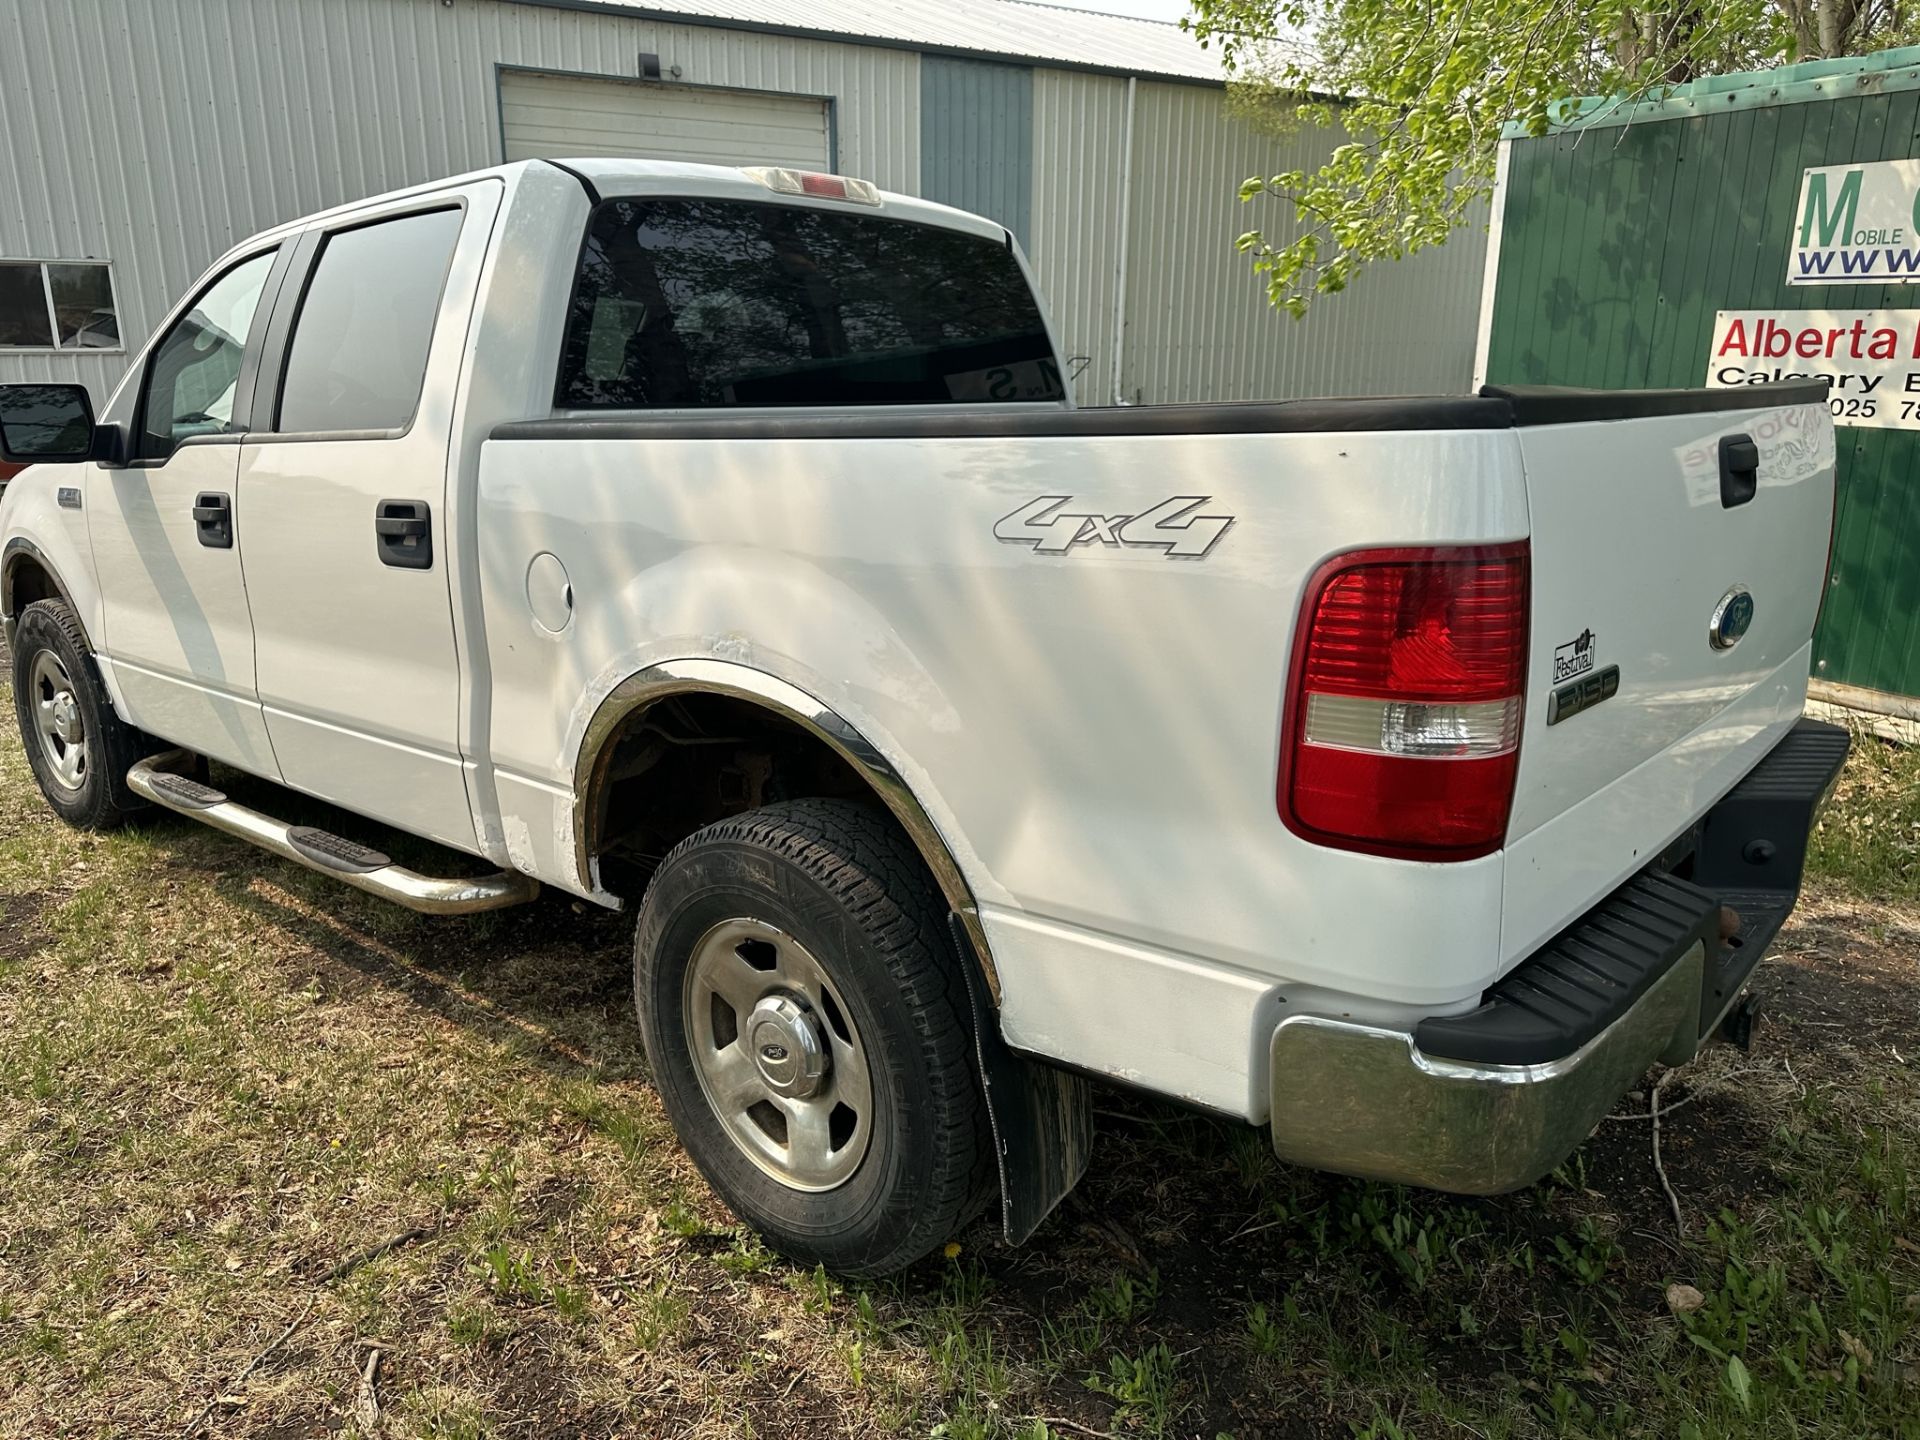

{"left": 994, "top": 495, "right": 1234, "bottom": 557}
{"left": 1547, "top": 627, "right": 1616, "bottom": 726}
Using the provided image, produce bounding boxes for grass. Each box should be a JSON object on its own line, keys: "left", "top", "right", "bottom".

{"left": 0, "top": 705, "right": 1914, "bottom": 1437}
{"left": 1808, "top": 724, "right": 1920, "bottom": 900}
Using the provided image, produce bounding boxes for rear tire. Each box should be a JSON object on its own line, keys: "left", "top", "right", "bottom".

{"left": 11, "top": 598, "right": 151, "bottom": 829}
{"left": 633, "top": 799, "right": 993, "bottom": 1276}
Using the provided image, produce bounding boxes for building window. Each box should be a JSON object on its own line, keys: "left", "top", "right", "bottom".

{"left": 0, "top": 261, "right": 120, "bottom": 351}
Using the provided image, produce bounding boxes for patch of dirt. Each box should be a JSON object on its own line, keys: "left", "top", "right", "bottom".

{"left": 0, "top": 890, "right": 48, "bottom": 963}
{"left": 1766, "top": 888, "right": 1920, "bottom": 1063}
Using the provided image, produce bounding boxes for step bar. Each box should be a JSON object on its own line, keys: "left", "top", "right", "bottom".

{"left": 127, "top": 752, "right": 540, "bottom": 915}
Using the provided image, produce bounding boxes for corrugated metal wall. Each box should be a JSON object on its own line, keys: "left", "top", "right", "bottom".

{"left": 0, "top": 0, "right": 918, "bottom": 403}
{"left": 919, "top": 56, "right": 1033, "bottom": 245}
{"left": 1120, "top": 84, "right": 1490, "bottom": 403}
{"left": 1029, "top": 74, "right": 1490, "bottom": 405}
{"left": 1482, "top": 88, "right": 1920, "bottom": 701}
{"left": 1029, "top": 70, "right": 1130, "bottom": 404}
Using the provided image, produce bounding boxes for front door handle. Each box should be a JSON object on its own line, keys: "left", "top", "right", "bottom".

{"left": 192, "top": 491, "right": 232, "bottom": 548}
{"left": 374, "top": 498, "right": 432, "bottom": 569}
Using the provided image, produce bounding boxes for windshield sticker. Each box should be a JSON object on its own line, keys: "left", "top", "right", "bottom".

{"left": 944, "top": 359, "right": 1065, "bottom": 402}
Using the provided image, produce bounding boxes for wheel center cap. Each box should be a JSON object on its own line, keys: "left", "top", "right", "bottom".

{"left": 50, "top": 693, "right": 81, "bottom": 745}
{"left": 746, "top": 994, "right": 829, "bottom": 1099}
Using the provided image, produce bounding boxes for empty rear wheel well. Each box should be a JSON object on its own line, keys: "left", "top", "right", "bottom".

{"left": 577, "top": 674, "right": 1002, "bottom": 1003}
{"left": 587, "top": 693, "right": 903, "bottom": 893}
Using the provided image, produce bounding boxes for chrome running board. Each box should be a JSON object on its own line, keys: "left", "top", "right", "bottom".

{"left": 127, "top": 751, "right": 540, "bottom": 915}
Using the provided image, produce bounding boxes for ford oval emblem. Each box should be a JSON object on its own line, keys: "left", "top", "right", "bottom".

{"left": 1710, "top": 586, "right": 1755, "bottom": 651}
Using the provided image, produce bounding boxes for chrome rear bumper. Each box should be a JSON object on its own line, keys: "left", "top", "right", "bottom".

{"left": 1268, "top": 939, "right": 1704, "bottom": 1193}
{"left": 1268, "top": 717, "right": 1850, "bottom": 1194}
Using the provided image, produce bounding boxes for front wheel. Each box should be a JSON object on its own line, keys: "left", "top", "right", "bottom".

{"left": 633, "top": 799, "right": 993, "bottom": 1276}
{"left": 11, "top": 598, "right": 151, "bottom": 829}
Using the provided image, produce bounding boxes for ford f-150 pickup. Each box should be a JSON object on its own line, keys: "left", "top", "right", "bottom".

{"left": 0, "top": 158, "right": 1849, "bottom": 1275}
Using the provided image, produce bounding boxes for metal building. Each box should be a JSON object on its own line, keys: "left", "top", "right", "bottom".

{"left": 0, "top": 0, "right": 1488, "bottom": 410}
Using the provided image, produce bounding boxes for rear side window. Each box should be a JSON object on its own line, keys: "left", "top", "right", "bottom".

{"left": 557, "top": 197, "right": 1062, "bottom": 409}
{"left": 277, "top": 207, "right": 463, "bottom": 434}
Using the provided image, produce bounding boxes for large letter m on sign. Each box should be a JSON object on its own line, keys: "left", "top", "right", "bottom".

{"left": 1800, "top": 170, "right": 1863, "bottom": 247}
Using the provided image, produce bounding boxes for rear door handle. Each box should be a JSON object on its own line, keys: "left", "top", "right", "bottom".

{"left": 1719, "top": 434, "right": 1759, "bottom": 509}
{"left": 374, "top": 498, "right": 432, "bottom": 569}
{"left": 193, "top": 491, "right": 232, "bottom": 548}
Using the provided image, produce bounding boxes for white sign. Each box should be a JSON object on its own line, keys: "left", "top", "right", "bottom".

{"left": 1788, "top": 160, "right": 1920, "bottom": 284}
{"left": 1706, "top": 308, "right": 1920, "bottom": 428}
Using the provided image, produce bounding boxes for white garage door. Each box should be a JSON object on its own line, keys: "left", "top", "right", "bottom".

{"left": 500, "top": 71, "right": 831, "bottom": 170}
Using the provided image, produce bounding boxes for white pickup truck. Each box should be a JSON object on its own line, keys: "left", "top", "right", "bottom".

{"left": 0, "top": 159, "right": 1849, "bottom": 1276}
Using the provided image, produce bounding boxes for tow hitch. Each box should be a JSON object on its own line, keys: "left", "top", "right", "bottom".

{"left": 1719, "top": 990, "right": 1766, "bottom": 1051}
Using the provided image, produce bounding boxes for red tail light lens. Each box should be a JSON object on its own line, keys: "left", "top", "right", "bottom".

{"left": 743, "top": 167, "right": 883, "bottom": 206}
{"left": 799, "top": 172, "right": 850, "bottom": 199}
{"left": 1279, "top": 543, "right": 1530, "bottom": 860}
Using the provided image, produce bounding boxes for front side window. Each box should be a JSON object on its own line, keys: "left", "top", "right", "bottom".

{"left": 557, "top": 198, "right": 1063, "bottom": 409}
{"left": 138, "top": 249, "right": 277, "bottom": 462}
{"left": 0, "top": 261, "right": 119, "bottom": 350}
{"left": 276, "top": 207, "right": 464, "bottom": 435}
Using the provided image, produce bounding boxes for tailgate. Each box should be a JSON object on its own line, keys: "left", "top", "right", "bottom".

{"left": 1495, "top": 383, "right": 1836, "bottom": 961}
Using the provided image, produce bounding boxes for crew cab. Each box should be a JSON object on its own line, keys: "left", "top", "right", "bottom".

{"left": 0, "top": 159, "right": 1848, "bottom": 1275}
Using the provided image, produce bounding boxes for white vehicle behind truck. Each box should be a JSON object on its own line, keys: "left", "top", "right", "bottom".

{"left": 0, "top": 159, "right": 1848, "bottom": 1274}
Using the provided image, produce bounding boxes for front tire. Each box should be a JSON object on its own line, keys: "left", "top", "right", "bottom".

{"left": 633, "top": 799, "right": 993, "bottom": 1276}
{"left": 11, "top": 598, "right": 151, "bottom": 829}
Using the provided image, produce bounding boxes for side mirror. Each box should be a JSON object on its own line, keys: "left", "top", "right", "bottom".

{"left": 0, "top": 384, "right": 97, "bottom": 465}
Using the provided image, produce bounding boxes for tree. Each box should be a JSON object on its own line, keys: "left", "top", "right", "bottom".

{"left": 1184, "top": 0, "right": 1920, "bottom": 316}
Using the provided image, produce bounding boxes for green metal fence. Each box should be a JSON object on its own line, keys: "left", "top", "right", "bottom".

{"left": 1481, "top": 47, "right": 1920, "bottom": 709}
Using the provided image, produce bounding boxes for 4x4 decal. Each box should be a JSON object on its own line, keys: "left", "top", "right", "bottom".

{"left": 993, "top": 495, "right": 1235, "bottom": 558}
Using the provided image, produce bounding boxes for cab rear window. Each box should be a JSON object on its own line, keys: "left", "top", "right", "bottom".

{"left": 556, "top": 197, "right": 1063, "bottom": 409}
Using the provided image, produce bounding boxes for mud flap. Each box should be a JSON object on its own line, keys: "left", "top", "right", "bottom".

{"left": 952, "top": 915, "right": 1093, "bottom": 1246}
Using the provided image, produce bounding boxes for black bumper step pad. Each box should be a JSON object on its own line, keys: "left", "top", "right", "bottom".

{"left": 1415, "top": 872, "right": 1719, "bottom": 1066}
{"left": 1414, "top": 719, "right": 1850, "bottom": 1067}
{"left": 1692, "top": 718, "right": 1850, "bottom": 895}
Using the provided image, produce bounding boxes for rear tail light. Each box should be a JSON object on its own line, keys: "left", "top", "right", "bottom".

{"left": 1279, "top": 542, "right": 1530, "bottom": 861}
{"left": 742, "top": 167, "right": 882, "bottom": 207}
